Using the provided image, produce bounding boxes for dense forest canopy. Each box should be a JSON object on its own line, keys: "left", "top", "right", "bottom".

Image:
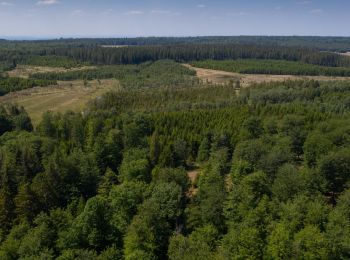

{"left": 0, "top": 37, "right": 350, "bottom": 259}
{"left": 0, "top": 78, "right": 350, "bottom": 259}
{"left": 1, "top": 38, "right": 350, "bottom": 69}
{"left": 0, "top": 77, "right": 57, "bottom": 96}
{"left": 2, "top": 36, "right": 350, "bottom": 52}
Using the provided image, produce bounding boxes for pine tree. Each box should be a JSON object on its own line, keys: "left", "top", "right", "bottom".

{"left": 149, "top": 131, "right": 161, "bottom": 166}
{"left": 14, "top": 182, "right": 38, "bottom": 223}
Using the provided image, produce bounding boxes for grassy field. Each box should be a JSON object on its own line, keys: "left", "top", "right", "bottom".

{"left": 184, "top": 64, "right": 350, "bottom": 87}
{"left": 5, "top": 65, "right": 95, "bottom": 78}
{"left": 0, "top": 78, "right": 119, "bottom": 125}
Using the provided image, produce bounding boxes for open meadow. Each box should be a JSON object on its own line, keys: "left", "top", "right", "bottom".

{"left": 0, "top": 77, "right": 119, "bottom": 125}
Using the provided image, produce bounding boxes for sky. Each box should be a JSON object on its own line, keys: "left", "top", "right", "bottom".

{"left": 0, "top": 0, "right": 349, "bottom": 38}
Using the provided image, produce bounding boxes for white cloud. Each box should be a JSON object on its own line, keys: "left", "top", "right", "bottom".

{"left": 1, "top": 2, "right": 14, "bottom": 6}
{"left": 125, "top": 10, "right": 144, "bottom": 15}
{"left": 275, "top": 6, "right": 281, "bottom": 10}
{"left": 37, "top": 0, "right": 59, "bottom": 5}
{"left": 309, "top": 8, "right": 323, "bottom": 14}
{"left": 197, "top": 4, "right": 206, "bottom": 8}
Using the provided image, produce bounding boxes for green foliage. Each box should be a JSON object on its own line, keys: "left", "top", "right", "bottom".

{"left": 318, "top": 148, "right": 350, "bottom": 193}
{"left": 187, "top": 149, "right": 228, "bottom": 231}
{"left": 0, "top": 104, "right": 33, "bottom": 134}
{"left": 152, "top": 167, "right": 189, "bottom": 192}
{"left": 168, "top": 225, "right": 219, "bottom": 260}
{"left": 1, "top": 63, "right": 350, "bottom": 259}
{"left": 326, "top": 189, "right": 350, "bottom": 259}
{"left": 108, "top": 181, "right": 147, "bottom": 235}
{"left": 30, "top": 60, "right": 197, "bottom": 89}
{"left": 0, "top": 76, "right": 57, "bottom": 96}
{"left": 266, "top": 223, "right": 293, "bottom": 259}
{"left": 58, "top": 196, "right": 115, "bottom": 252}
{"left": 119, "top": 149, "right": 151, "bottom": 183}
{"left": 219, "top": 226, "right": 265, "bottom": 259}
{"left": 124, "top": 182, "right": 183, "bottom": 259}
{"left": 271, "top": 164, "right": 305, "bottom": 202}
{"left": 304, "top": 132, "right": 335, "bottom": 167}
{"left": 23, "top": 55, "right": 85, "bottom": 68}
{"left": 293, "top": 225, "right": 329, "bottom": 259}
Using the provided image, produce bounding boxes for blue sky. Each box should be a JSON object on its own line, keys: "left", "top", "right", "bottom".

{"left": 0, "top": 0, "right": 349, "bottom": 38}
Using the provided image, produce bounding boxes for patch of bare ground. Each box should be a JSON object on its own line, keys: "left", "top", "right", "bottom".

{"left": 339, "top": 52, "right": 350, "bottom": 57}
{"left": 0, "top": 79, "right": 120, "bottom": 125}
{"left": 187, "top": 169, "right": 199, "bottom": 198}
{"left": 184, "top": 64, "right": 350, "bottom": 87}
{"left": 5, "top": 65, "right": 96, "bottom": 78}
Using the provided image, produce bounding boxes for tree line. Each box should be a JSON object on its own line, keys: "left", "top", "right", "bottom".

{"left": 2, "top": 43, "right": 350, "bottom": 68}
{"left": 0, "top": 77, "right": 57, "bottom": 96}
{"left": 2, "top": 36, "right": 350, "bottom": 52}
{"left": 47, "top": 44, "right": 350, "bottom": 67}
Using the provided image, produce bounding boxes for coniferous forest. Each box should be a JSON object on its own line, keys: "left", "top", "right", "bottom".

{"left": 0, "top": 37, "right": 349, "bottom": 259}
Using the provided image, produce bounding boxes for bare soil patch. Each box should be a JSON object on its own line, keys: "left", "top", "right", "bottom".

{"left": 187, "top": 169, "right": 199, "bottom": 198}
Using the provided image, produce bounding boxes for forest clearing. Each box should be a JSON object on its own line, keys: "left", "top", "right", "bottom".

{"left": 184, "top": 63, "right": 350, "bottom": 86}
{"left": 0, "top": 79, "right": 119, "bottom": 125}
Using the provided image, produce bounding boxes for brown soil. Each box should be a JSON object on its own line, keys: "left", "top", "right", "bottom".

{"left": 187, "top": 170, "right": 199, "bottom": 198}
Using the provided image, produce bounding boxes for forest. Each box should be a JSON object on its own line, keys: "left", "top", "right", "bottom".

{"left": 0, "top": 38, "right": 350, "bottom": 259}
{"left": 2, "top": 36, "right": 350, "bottom": 52}
{"left": 1, "top": 41, "right": 350, "bottom": 68}
{"left": 0, "top": 77, "right": 57, "bottom": 96}
{"left": 0, "top": 77, "right": 350, "bottom": 259}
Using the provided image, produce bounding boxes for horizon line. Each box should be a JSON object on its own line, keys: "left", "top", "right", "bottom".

{"left": 1, "top": 34, "right": 350, "bottom": 41}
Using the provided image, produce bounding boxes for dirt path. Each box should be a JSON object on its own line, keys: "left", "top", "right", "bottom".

{"left": 184, "top": 64, "right": 350, "bottom": 87}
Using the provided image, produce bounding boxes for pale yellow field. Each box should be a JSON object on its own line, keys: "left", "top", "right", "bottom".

{"left": 0, "top": 79, "right": 120, "bottom": 125}
{"left": 5, "top": 65, "right": 95, "bottom": 78}
{"left": 184, "top": 64, "right": 350, "bottom": 87}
